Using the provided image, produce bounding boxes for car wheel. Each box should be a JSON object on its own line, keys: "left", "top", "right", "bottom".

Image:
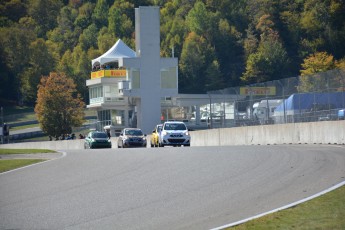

{"left": 151, "top": 143, "right": 154, "bottom": 147}
{"left": 184, "top": 144, "right": 190, "bottom": 147}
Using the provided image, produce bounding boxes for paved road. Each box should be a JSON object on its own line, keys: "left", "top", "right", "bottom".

{"left": 1, "top": 145, "right": 344, "bottom": 230}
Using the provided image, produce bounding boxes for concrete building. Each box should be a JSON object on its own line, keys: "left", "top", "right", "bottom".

{"left": 87, "top": 6, "right": 177, "bottom": 135}
{"left": 86, "top": 6, "right": 239, "bottom": 135}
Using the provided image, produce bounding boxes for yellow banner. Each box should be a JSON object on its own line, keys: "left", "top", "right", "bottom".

{"left": 91, "top": 69, "right": 127, "bottom": 79}
{"left": 240, "top": 86, "right": 276, "bottom": 96}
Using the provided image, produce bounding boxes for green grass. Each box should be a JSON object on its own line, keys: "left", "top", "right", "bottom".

{"left": 0, "top": 159, "right": 46, "bottom": 173}
{"left": 228, "top": 185, "right": 345, "bottom": 230}
{"left": 10, "top": 123, "right": 39, "bottom": 131}
{"left": 0, "top": 148, "right": 56, "bottom": 173}
{"left": 2, "top": 106, "right": 34, "bottom": 115}
{"left": 0, "top": 149, "right": 56, "bottom": 154}
{"left": 2, "top": 106, "right": 37, "bottom": 123}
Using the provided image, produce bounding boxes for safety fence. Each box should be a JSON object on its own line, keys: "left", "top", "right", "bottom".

{"left": 205, "top": 68, "right": 345, "bottom": 128}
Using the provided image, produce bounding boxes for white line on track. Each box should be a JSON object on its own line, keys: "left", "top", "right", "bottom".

{"left": 211, "top": 178, "right": 345, "bottom": 229}
{"left": 211, "top": 144, "right": 345, "bottom": 230}
{"left": 0, "top": 151, "right": 67, "bottom": 175}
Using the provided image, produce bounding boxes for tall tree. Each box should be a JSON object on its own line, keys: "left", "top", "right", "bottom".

{"left": 186, "top": 1, "right": 218, "bottom": 41}
{"left": 0, "top": 0, "right": 27, "bottom": 24}
{"left": 108, "top": 0, "right": 134, "bottom": 38}
{"left": 20, "top": 38, "right": 55, "bottom": 104}
{"left": 179, "top": 32, "right": 221, "bottom": 93}
{"left": 0, "top": 26, "right": 36, "bottom": 104}
{"left": 92, "top": 0, "right": 109, "bottom": 29}
{"left": 35, "top": 72, "right": 85, "bottom": 138}
{"left": 46, "top": 4, "right": 81, "bottom": 59}
{"left": 27, "top": 0, "right": 63, "bottom": 38}
{"left": 241, "top": 15, "right": 289, "bottom": 84}
{"left": 75, "top": 2, "right": 94, "bottom": 30}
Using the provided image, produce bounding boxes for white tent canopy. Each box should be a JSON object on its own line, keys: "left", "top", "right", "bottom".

{"left": 92, "top": 39, "right": 136, "bottom": 68}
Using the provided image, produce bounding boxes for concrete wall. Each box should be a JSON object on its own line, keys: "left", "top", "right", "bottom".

{"left": 191, "top": 120, "right": 345, "bottom": 146}
{"left": 0, "top": 139, "right": 88, "bottom": 150}
{"left": 1, "top": 121, "right": 344, "bottom": 149}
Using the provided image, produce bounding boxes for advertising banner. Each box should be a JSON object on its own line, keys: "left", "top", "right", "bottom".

{"left": 240, "top": 86, "right": 276, "bottom": 96}
{"left": 91, "top": 69, "right": 127, "bottom": 79}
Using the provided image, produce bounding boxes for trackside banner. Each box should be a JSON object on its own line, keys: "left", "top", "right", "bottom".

{"left": 91, "top": 70, "right": 127, "bottom": 79}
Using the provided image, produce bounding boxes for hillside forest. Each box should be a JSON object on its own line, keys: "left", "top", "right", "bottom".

{"left": 1, "top": 0, "right": 345, "bottom": 106}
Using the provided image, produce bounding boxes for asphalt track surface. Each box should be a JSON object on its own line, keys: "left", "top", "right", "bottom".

{"left": 1, "top": 145, "right": 345, "bottom": 230}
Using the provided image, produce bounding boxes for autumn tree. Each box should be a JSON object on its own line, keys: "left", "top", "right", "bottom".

{"left": 298, "top": 51, "right": 340, "bottom": 92}
{"left": 35, "top": 72, "right": 85, "bottom": 138}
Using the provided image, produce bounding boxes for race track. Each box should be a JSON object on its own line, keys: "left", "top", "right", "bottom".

{"left": 1, "top": 145, "right": 344, "bottom": 229}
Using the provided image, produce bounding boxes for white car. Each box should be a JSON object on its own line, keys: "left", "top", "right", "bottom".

{"left": 159, "top": 121, "right": 191, "bottom": 147}
{"left": 117, "top": 128, "right": 147, "bottom": 148}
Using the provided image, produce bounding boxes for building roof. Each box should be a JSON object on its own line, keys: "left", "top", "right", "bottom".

{"left": 91, "top": 39, "right": 136, "bottom": 67}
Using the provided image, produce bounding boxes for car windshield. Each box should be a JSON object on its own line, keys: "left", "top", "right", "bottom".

{"left": 164, "top": 123, "right": 187, "bottom": 131}
{"left": 125, "top": 129, "right": 143, "bottom": 136}
{"left": 157, "top": 126, "right": 162, "bottom": 132}
{"left": 92, "top": 132, "right": 108, "bottom": 138}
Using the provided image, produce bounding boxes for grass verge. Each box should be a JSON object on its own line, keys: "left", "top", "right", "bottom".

{"left": 0, "top": 148, "right": 56, "bottom": 173}
{"left": 10, "top": 124, "right": 39, "bottom": 131}
{"left": 0, "top": 149, "right": 56, "bottom": 154}
{"left": 228, "top": 184, "right": 345, "bottom": 230}
{"left": 0, "top": 159, "right": 46, "bottom": 173}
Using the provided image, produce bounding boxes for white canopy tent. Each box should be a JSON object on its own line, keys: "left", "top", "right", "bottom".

{"left": 91, "top": 39, "right": 136, "bottom": 68}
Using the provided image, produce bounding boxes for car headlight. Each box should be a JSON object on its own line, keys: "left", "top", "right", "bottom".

{"left": 185, "top": 131, "right": 189, "bottom": 136}
{"left": 162, "top": 131, "right": 167, "bottom": 136}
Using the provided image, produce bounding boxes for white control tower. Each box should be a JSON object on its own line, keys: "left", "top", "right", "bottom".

{"left": 121, "top": 6, "right": 178, "bottom": 134}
